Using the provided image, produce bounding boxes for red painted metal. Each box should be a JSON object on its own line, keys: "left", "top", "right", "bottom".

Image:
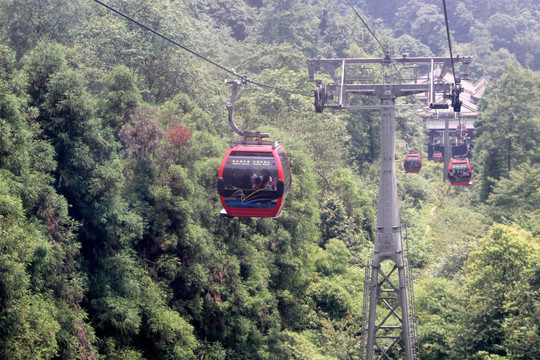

{"left": 432, "top": 152, "right": 443, "bottom": 162}
{"left": 404, "top": 153, "right": 422, "bottom": 173}
{"left": 447, "top": 158, "right": 472, "bottom": 185}
{"left": 456, "top": 124, "right": 468, "bottom": 139}
{"left": 218, "top": 143, "right": 291, "bottom": 218}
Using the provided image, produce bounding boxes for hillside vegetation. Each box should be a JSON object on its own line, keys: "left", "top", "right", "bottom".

{"left": 0, "top": 1, "right": 538, "bottom": 359}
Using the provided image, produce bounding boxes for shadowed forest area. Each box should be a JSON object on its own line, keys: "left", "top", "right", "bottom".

{"left": 0, "top": 1, "right": 538, "bottom": 359}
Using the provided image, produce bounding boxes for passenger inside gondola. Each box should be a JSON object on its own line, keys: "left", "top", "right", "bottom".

{"left": 404, "top": 154, "right": 422, "bottom": 173}
{"left": 260, "top": 169, "right": 274, "bottom": 190}
{"left": 406, "top": 157, "right": 420, "bottom": 169}
{"left": 251, "top": 174, "right": 262, "bottom": 188}
{"left": 449, "top": 165, "right": 470, "bottom": 179}
{"left": 250, "top": 171, "right": 274, "bottom": 190}
{"left": 220, "top": 155, "right": 280, "bottom": 208}
{"left": 448, "top": 161, "right": 471, "bottom": 185}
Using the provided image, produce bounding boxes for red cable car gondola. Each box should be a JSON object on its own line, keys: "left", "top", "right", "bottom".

{"left": 218, "top": 142, "right": 291, "bottom": 218}
{"left": 447, "top": 158, "right": 472, "bottom": 185}
{"left": 404, "top": 153, "right": 422, "bottom": 173}
{"left": 218, "top": 79, "right": 292, "bottom": 218}
{"left": 456, "top": 124, "right": 468, "bottom": 139}
{"left": 432, "top": 152, "right": 443, "bottom": 162}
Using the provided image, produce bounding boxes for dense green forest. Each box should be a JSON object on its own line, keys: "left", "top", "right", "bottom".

{"left": 0, "top": 0, "right": 538, "bottom": 359}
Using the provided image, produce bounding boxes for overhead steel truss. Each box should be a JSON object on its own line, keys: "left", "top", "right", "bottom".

{"left": 307, "top": 53, "right": 470, "bottom": 112}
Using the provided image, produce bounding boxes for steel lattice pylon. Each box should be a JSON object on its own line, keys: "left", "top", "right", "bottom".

{"left": 370, "top": 264, "right": 406, "bottom": 358}
{"left": 364, "top": 98, "right": 416, "bottom": 360}
{"left": 307, "top": 54, "right": 470, "bottom": 360}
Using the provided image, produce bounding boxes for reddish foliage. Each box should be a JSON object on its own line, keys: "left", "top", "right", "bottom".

{"left": 166, "top": 124, "right": 191, "bottom": 149}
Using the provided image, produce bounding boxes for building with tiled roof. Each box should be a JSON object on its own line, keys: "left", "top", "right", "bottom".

{"left": 416, "top": 72, "right": 490, "bottom": 157}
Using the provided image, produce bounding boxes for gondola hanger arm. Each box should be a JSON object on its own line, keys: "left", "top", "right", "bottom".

{"left": 226, "top": 77, "right": 270, "bottom": 142}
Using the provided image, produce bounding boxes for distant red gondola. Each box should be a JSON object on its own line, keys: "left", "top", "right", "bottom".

{"left": 404, "top": 153, "right": 422, "bottom": 173}
{"left": 432, "top": 152, "right": 443, "bottom": 162}
{"left": 218, "top": 142, "right": 291, "bottom": 218}
{"left": 447, "top": 158, "right": 472, "bottom": 185}
{"left": 456, "top": 124, "right": 468, "bottom": 139}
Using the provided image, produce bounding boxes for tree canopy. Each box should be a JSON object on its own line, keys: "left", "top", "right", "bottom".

{"left": 0, "top": 1, "right": 538, "bottom": 359}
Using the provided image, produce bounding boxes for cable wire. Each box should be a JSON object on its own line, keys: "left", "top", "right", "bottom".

{"left": 92, "top": 0, "right": 236, "bottom": 76}
{"left": 249, "top": 79, "right": 308, "bottom": 96}
{"left": 344, "top": 0, "right": 385, "bottom": 52}
{"left": 344, "top": 0, "right": 429, "bottom": 112}
{"left": 442, "top": 0, "right": 457, "bottom": 81}
{"left": 343, "top": 0, "right": 410, "bottom": 86}
{"left": 91, "top": 0, "right": 310, "bottom": 97}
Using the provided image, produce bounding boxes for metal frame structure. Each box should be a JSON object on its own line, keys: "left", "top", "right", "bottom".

{"left": 307, "top": 54, "right": 470, "bottom": 359}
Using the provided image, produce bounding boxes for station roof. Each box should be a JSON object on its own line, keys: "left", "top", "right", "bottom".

{"left": 416, "top": 72, "right": 490, "bottom": 130}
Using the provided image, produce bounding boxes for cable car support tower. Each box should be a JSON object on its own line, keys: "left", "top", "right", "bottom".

{"left": 307, "top": 53, "right": 469, "bottom": 359}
